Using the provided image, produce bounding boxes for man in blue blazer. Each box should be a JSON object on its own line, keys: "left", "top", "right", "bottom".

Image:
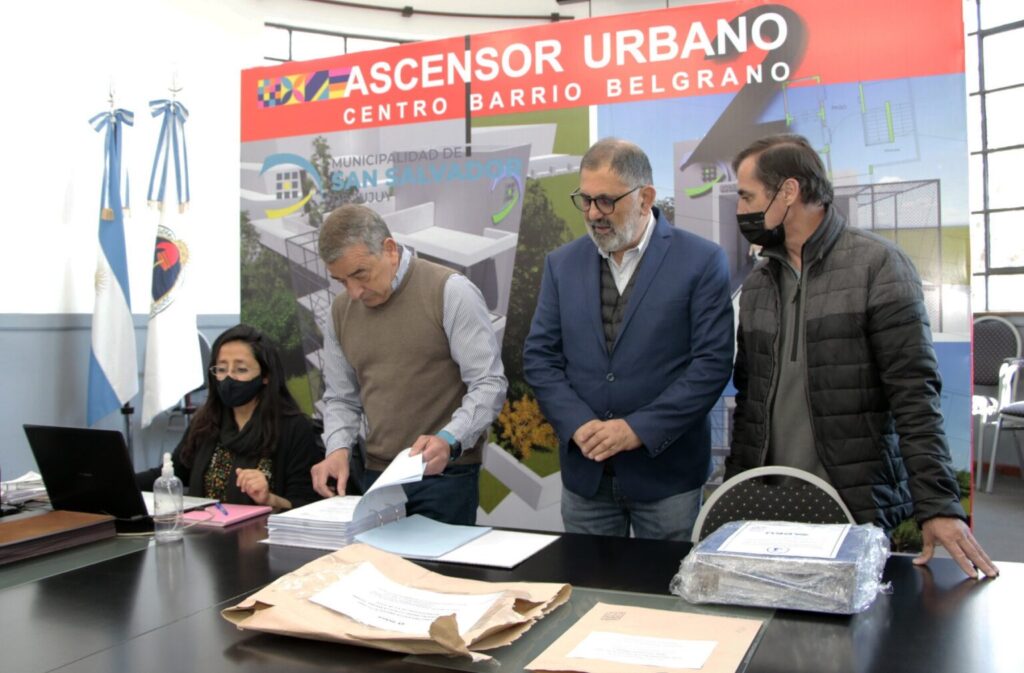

{"left": 523, "top": 138, "right": 734, "bottom": 540}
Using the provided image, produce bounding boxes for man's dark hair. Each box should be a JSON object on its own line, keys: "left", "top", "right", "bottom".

{"left": 732, "top": 134, "right": 833, "bottom": 205}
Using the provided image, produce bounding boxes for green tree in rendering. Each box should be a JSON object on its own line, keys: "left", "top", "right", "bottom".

{"left": 303, "top": 135, "right": 362, "bottom": 228}
{"left": 239, "top": 210, "right": 316, "bottom": 373}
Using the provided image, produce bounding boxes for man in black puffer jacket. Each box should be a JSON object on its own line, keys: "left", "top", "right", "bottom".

{"left": 726, "top": 134, "right": 997, "bottom": 578}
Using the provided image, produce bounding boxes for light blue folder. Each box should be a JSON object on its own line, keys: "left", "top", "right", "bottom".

{"left": 355, "top": 514, "right": 491, "bottom": 559}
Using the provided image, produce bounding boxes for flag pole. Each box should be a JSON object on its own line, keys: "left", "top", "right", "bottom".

{"left": 121, "top": 402, "right": 135, "bottom": 454}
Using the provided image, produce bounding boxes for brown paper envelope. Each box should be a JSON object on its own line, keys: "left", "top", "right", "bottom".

{"left": 222, "top": 543, "right": 571, "bottom": 659}
{"left": 526, "top": 601, "right": 763, "bottom": 673}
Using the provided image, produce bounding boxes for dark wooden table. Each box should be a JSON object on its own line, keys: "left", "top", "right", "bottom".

{"left": 0, "top": 519, "right": 1018, "bottom": 673}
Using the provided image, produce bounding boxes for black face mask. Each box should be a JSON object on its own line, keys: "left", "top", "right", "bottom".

{"left": 217, "top": 376, "right": 264, "bottom": 408}
{"left": 736, "top": 183, "right": 789, "bottom": 247}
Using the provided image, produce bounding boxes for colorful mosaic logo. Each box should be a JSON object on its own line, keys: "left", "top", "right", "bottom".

{"left": 257, "top": 68, "right": 352, "bottom": 108}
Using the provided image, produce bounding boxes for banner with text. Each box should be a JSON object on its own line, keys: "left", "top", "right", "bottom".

{"left": 240, "top": 0, "right": 971, "bottom": 533}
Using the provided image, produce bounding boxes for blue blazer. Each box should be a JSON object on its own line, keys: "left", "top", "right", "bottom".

{"left": 523, "top": 209, "right": 734, "bottom": 501}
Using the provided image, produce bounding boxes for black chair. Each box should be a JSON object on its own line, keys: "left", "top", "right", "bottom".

{"left": 181, "top": 330, "right": 213, "bottom": 420}
{"left": 973, "top": 316, "right": 1022, "bottom": 489}
{"left": 691, "top": 466, "right": 855, "bottom": 543}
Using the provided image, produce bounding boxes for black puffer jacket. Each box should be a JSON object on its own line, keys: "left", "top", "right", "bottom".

{"left": 726, "top": 206, "right": 964, "bottom": 531}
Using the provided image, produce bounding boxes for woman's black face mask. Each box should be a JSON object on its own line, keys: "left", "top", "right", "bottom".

{"left": 217, "top": 376, "right": 264, "bottom": 408}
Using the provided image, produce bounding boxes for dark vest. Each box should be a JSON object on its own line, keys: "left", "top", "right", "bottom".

{"left": 600, "top": 259, "right": 639, "bottom": 353}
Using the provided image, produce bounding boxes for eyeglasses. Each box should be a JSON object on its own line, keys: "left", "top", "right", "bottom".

{"left": 209, "top": 365, "right": 255, "bottom": 379}
{"left": 570, "top": 185, "right": 641, "bottom": 215}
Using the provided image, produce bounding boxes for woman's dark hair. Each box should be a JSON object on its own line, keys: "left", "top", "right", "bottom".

{"left": 180, "top": 324, "right": 301, "bottom": 465}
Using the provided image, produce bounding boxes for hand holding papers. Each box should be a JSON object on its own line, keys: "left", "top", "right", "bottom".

{"left": 365, "top": 447, "right": 426, "bottom": 495}
{"left": 222, "top": 544, "right": 571, "bottom": 661}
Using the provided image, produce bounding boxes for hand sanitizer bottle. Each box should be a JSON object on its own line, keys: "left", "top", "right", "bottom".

{"left": 153, "top": 452, "right": 183, "bottom": 543}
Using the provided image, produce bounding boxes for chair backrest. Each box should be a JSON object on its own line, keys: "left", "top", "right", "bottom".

{"left": 691, "top": 466, "right": 856, "bottom": 543}
{"left": 997, "top": 358, "right": 1024, "bottom": 408}
{"left": 974, "top": 316, "right": 1022, "bottom": 386}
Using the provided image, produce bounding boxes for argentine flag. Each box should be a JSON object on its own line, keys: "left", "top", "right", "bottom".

{"left": 87, "top": 109, "right": 139, "bottom": 425}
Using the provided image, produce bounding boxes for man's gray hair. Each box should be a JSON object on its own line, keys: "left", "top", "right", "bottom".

{"left": 579, "top": 137, "right": 653, "bottom": 187}
{"left": 318, "top": 204, "right": 392, "bottom": 263}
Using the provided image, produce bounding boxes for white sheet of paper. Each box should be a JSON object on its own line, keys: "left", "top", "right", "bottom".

{"left": 568, "top": 631, "right": 717, "bottom": 669}
{"left": 365, "top": 448, "right": 426, "bottom": 495}
{"left": 437, "top": 529, "right": 559, "bottom": 568}
{"left": 717, "top": 521, "right": 851, "bottom": 559}
{"left": 310, "top": 562, "right": 502, "bottom": 636}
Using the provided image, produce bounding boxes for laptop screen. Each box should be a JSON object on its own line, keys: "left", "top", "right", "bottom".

{"left": 24, "top": 424, "right": 151, "bottom": 521}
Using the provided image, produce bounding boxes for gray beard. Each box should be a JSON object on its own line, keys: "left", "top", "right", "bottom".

{"left": 587, "top": 216, "right": 639, "bottom": 255}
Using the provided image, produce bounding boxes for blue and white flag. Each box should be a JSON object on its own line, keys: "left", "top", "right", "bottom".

{"left": 141, "top": 99, "right": 202, "bottom": 427}
{"left": 87, "top": 108, "right": 139, "bottom": 425}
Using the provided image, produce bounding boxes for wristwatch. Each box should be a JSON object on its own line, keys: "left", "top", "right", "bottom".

{"left": 436, "top": 430, "right": 463, "bottom": 462}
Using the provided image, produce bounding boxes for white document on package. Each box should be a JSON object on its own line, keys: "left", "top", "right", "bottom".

{"left": 310, "top": 561, "right": 502, "bottom": 636}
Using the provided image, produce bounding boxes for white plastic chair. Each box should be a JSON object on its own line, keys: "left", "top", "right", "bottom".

{"left": 972, "top": 316, "right": 1022, "bottom": 489}
{"left": 984, "top": 357, "right": 1024, "bottom": 492}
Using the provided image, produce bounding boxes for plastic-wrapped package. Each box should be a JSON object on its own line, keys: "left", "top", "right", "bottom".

{"left": 670, "top": 521, "right": 890, "bottom": 614}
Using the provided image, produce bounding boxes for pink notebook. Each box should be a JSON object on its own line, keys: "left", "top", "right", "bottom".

{"left": 182, "top": 503, "right": 272, "bottom": 527}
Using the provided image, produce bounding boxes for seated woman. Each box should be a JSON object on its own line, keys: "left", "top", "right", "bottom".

{"left": 137, "top": 324, "right": 322, "bottom": 510}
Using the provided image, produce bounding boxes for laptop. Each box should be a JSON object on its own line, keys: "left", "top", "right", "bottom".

{"left": 23, "top": 424, "right": 218, "bottom": 532}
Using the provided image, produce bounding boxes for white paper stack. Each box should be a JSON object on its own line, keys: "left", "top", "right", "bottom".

{"left": 267, "top": 449, "right": 418, "bottom": 550}
{"left": 266, "top": 494, "right": 406, "bottom": 550}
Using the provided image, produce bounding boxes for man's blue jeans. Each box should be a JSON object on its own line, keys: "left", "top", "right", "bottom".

{"left": 560, "top": 472, "right": 702, "bottom": 540}
{"left": 359, "top": 463, "right": 480, "bottom": 525}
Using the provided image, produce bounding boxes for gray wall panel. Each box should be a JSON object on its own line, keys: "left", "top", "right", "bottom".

{"left": 0, "top": 314, "right": 238, "bottom": 482}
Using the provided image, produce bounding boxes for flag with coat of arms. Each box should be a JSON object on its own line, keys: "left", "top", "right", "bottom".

{"left": 87, "top": 107, "right": 139, "bottom": 426}
{"left": 141, "top": 97, "right": 202, "bottom": 427}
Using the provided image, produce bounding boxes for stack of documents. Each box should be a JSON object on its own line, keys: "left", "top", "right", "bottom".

{"left": 1, "top": 471, "right": 48, "bottom": 505}
{"left": 266, "top": 447, "right": 418, "bottom": 550}
{"left": 266, "top": 495, "right": 405, "bottom": 550}
{"left": 671, "top": 520, "right": 890, "bottom": 614}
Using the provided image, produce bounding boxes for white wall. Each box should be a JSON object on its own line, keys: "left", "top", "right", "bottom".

{"left": 0, "top": 0, "right": 704, "bottom": 474}
{"left": 0, "top": 0, "right": 705, "bottom": 317}
{"left": 0, "top": 0, "right": 262, "bottom": 315}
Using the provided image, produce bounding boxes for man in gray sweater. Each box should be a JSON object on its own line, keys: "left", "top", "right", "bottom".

{"left": 310, "top": 204, "right": 506, "bottom": 525}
